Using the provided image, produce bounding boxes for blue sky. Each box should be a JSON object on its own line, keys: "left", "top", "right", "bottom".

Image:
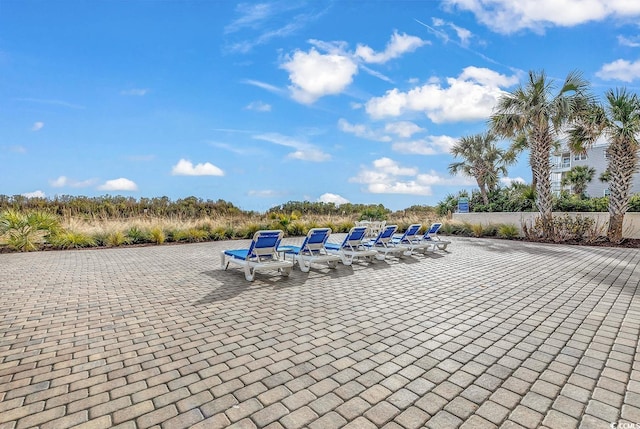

{"left": 2, "top": 1, "right": 640, "bottom": 212}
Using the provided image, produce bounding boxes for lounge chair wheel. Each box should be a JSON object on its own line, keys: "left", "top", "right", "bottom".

{"left": 281, "top": 267, "right": 292, "bottom": 277}
{"left": 328, "top": 261, "right": 338, "bottom": 269}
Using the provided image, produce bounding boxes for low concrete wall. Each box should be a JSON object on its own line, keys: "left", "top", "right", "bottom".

{"left": 452, "top": 212, "right": 640, "bottom": 239}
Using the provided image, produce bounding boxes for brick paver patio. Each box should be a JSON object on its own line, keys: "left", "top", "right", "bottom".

{"left": 1, "top": 236, "right": 639, "bottom": 428}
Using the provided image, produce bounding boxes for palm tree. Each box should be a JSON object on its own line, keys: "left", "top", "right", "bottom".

{"left": 448, "top": 132, "right": 511, "bottom": 206}
{"left": 561, "top": 165, "right": 596, "bottom": 197}
{"left": 568, "top": 88, "right": 640, "bottom": 242}
{"left": 490, "top": 70, "right": 592, "bottom": 239}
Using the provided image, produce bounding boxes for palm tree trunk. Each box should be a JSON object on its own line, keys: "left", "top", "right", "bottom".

{"left": 532, "top": 131, "right": 554, "bottom": 239}
{"left": 606, "top": 142, "right": 637, "bottom": 243}
{"left": 477, "top": 179, "right": 489, "bottom": 206}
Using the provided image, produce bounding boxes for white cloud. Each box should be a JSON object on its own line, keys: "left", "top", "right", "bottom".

{"left": 365, "top": 66, "right": 518, "bottom": 123}
{"left": 224, "top": 3, "right": 322, "bottom": 53}
{"left": 171, "top": 159, "right": 224, "bottom": 176}
{"left": 349, "top": 157, "right": 432, "bottom": 195}
{"left": 337, "top": 119, "right": 391, "bottom": 142}
{"left": 22, "top": 190, "right": 45, "bottom": 198}
{"left": 596, "top": 59, "right": 640, "bottom": 82}
{"left": 287, "top": 148, "right": 331, "bottom": 162}
{"left": 618, "top": 35, "right": 640, "bottom": 47}
{"left": 98, "top": 178, "right": 138, "bottom": 191}
{"left": 337, "top": 119, "right": 454, "bottom": 155}
{"left": 355, "top": 31, "right": 428, "bottom": 64}
{"left": 253, "top": 133, "right": 331, "bottom": 162}
{"left": 120, "top": 88, "right": 149, "bottom": 96}
{"left": 384, "top": 121, "right": 425, "bottom": 138}
{"left": 242, "top": 79, "right": 285, "bottom": 95}
{"left": 16, "top": 98, "right": 85, "bottom": 109}
{"left": 318, "top": 193, "right": 350, "bottom": 205}
{"left": 50, "top": 176, "right": 68, "bottom": 187}
{"left": 49, "top": 176, "right": 95, "bottom": 188}
{"left": 392, "top": 135, "right": 457, "bottom": 155}
{"left": 281, "top": 47, "right": 358, "bottom": 104}
{"left": 224, "top": 2, "right": 275, "bottom": 34}
{"left": 245, "top": 101, "right": 272, "bottom": 112}
{"left": 444, "top": 0, "right": 640, "bottom": 34}
{"left": 501, "top": 176, "right": 527, "bottom": 186}
{"left": 280, "top": 31, "right": 428, "bottom": 104}
{"left": 31, "top": 121, "right": 44, "bottom": 131}
{"left": 248, "top": 189, "right": 280, "bottom": 197}
{"left": 432, "top": 18, "right": 473, "bottom": 47}
{"left": 349, "top": 157, "right": 472, "bottom": 195}
{"left": 338, "top": 119, "right": 424, "bottom": 142}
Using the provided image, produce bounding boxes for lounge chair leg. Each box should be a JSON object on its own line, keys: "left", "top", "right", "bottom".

{"left": 244, "top": 267, "right": 255, "bottom": 281}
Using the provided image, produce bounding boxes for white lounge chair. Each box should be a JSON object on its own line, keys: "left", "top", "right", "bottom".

{"left": 279, "top": 228, "right": 341, "bottom": 272}
{"left": 390, "top": 224, "right": 425, "bottom": 255}
{"left": 362, "top": 224, "right": 405, "bottom": 260}
{"left": 325, "top": 226, "right": 378, "bottom": 265}
{"left": 417, "top": 222, "right": 451, "bottom": 251}
{"left": 221, "top": 230, "right": 293, "bottom": 281}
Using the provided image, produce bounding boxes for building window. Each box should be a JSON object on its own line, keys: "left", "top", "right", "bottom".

{"left": 562, "top": 156, "right": 570, "bottom": 168}
{"left": 573, "top": 153, "right": 587, "bottom": 161}
{"left": 604, "top": 188, "right": 610, "bottom": 196}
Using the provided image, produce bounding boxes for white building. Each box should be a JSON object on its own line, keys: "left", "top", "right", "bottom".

{"left": 550, "top": 143, "right": 640, "bottom": 197}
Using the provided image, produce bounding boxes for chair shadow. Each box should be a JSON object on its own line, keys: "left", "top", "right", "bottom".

{"left": 196, "top": 262, "right": 357, "bottom": 304}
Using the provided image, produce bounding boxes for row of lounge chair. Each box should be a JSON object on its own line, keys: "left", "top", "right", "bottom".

{"left": 221, "top": 223, "right": 451, "bottom": 281}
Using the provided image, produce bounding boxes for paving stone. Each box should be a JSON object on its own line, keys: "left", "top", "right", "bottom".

{"left": 251, "top": 403, "right": 289, "bottom": 427}
{"left": 343, "top": 416, "right": 377, "bottom": 429}
{"left": 444, "top": 396, "right": 479, "bottom": 420}
{"left": 425, "top": 410, "right": 463, "bottom": 429}
{"left": 225, "top": 398, "right": 263, "bottom": 423}
{"left": 1, "top": 239, "right": 639, "bottom": 429}
{"left": 364, "top": 401, "right": 401, "bottom": 426}
{"left": 476, "top": 400, "right": 510, "bottom": 425}
{"left": 308, "top": 411, "right": 347, "bottom": 429}
{"left": 542, "top": 410, "right": 579, "bottom": 428}
{"left": 279, "top": 406, "right": 318, "bottom": 429}
{"left": 510, "top": 405, "right": 544, "bottom": 429}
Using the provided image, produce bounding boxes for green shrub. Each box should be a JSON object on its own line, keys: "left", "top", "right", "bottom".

{"left": 50, "top": 231, "right": 97, "bottom": 249}
{"left": 0, "top": 210, "right": 61, "bottom": 252}
{"left": 126, "top": 226, "right": 150, "bottom": 244}
{"left": 497, "top": 224, "right": 519, "bottom": 239}
{"left": 105, "top": 231, "right": 128, "bottom": 247}
{"left": 337, "top": 221, "right": 354, "bottom": 233}
{"left": 173, "top": 228, "right": 209, "bottom": 242}
{"left": 150, "top": 227, "right": 165, "bottom": 244}
{"left": 287, "top": 221, "right": 306, "bottom": 236}
{"left": 237, "top": 223, "right": 262, "bottom": 239}
{"left": 470, "top": 224, "right": 484, "bottom": 237}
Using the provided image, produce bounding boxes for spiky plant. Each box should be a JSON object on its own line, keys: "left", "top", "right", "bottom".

{"left": 0, "top": 210, "right": 61, "bottom": 251}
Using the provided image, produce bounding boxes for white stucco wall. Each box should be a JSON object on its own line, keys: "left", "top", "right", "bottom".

{"left": 452, "top": 212, "right": 640, "bottom": 239}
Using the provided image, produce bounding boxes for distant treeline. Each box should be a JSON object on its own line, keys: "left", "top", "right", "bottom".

{"left": 0, "top": 195, "right": 437, "bottom": 220}
{"left": 0, "top": 195, "right": 247, "bottom": 218}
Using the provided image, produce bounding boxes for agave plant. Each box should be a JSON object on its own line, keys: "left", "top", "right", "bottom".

{"left": 0, "top": 209, "right": 61, "bottom": 251}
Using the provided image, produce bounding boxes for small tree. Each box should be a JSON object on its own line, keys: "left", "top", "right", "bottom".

{"left": 561, "top": 165, "right": 596, "bottom": 197}
{"left": 448, "top": 132, "right": 511, "bottom": 206}
{"left": 491, "top": 70, "right": 593, "bottom": 239}
{"left": 569, "top": 88, "right": 640, "bottom": 242}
